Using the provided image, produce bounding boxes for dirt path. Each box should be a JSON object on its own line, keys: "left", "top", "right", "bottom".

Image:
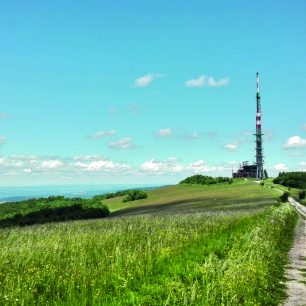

{"left": 283, "top": 216, "right": 306, "bottom": 306}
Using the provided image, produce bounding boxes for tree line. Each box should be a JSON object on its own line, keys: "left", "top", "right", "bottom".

{"left": 180, "top": 175, "right": 233, "bottom": 185}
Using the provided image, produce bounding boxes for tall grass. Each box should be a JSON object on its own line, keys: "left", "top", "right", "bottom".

{"left": 0, "top": 204, "right": 296, "bottom": 305}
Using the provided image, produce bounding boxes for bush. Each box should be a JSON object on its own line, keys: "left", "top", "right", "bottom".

{"left": 279, "top": 191, "right": 289, "bottom": 203}
{"left": 180, "top": 175, "right": 232, "bottom": 185}
{"left": 299, "top": 190, "right": 306, "bottom": 200}
{"left": 123, "top": 190, "right": 148, "bottom": 202}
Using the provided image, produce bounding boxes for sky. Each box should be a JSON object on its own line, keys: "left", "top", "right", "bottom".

{"left": 0, "top": 0, "right": 306, "bottom": 186}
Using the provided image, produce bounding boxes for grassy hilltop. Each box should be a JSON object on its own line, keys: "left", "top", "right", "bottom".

{"left": 105, "top": 179, "right": 276, "bottom": 215}
{"left": 0, "top": 179, "right": 297, "bottom": 305}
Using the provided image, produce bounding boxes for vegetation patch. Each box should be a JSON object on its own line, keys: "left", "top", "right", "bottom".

{"left": 179, "top": 174, "right": 233, "bottom": 185}
{"left": 273, "top": 172, "right": 306, "bottom": 189}
{"left": 0, "top": 196, "right": 110, "bottom": 227}
{"left": 280, "top": 191, "right": 290, "bottom": 203}
{"left": 0, "top": 203, "right": 296, "bottom": 305}
{"left": 123, "top": 190, "right": 148, "bottom": 202}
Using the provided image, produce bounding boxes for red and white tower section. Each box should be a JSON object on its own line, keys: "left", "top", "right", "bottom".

{"left": 255, "top": 72, "right": 265, "bottom": 179}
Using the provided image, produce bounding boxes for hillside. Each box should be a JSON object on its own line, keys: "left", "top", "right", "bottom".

{"left": 105, "top": 179, "right": 278, "bottom": 216}
{"left": 0, "top": 180, "right": 297, "bottom": 305}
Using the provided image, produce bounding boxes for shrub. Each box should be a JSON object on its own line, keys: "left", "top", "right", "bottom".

{"left": 123, "top": 190, "right": 148, "bottom": 202}
{"left": 279, "top": 191, "right": 289, "bottom": 203}
{"left": 180, "top": 175, "right": 232, "bottom": 185}
{"left": 299, "top": 190, "right": 306, "bottom": 200}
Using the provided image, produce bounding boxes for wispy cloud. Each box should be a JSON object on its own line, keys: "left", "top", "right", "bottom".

{"left": 0, "top": 112, "right": 8, "bottom": 120}
{"left": 0, "top": 155, "right": 131, "bottom": 176}
{"left": 75, "top": 160, "right": 130, "bottom": 172}
{"left": 141, "top": 157, "right": 183, "bottom": 173}
{"left": 134, "top": 73, "right": 162, "bottom": 88}
{"left": 224, "top": 143, "right": 237, "bottom": 152}
{"left": 223, "top": 131, "right": 252, "bottom": 152}
{"left": 273, "top": 163, "right": 288, "bottom": 171}
{"left": 188, "top": 160, "right": 225, "bottom": 174}
{"left": 187, "top": 131, "right": 199, "bottom": 139}
{"left": 108, "top": 137, "right": 135, "bottom": 150}
{"left": 299, "top": 162, "right": 306, "bottom": 171}
{"left": 283, "top": 136, "right": 306, "bottom": 149}
{"left": 41, "top": 160, "right": 64, "bottom": 169}
{"left": 180, "top": 131, "right": 199, "bottom": 139}
{"left": 156, "top": 128, "right": 172, "bottom": 137}
{"left": 140, "top": 158, "right": 226, "bottom": 176}
{"left": 90, "top": 130, "right": 116, "bottom": 140}
{"left": 265, "top": 129, "right": 274, "bottom": 141}
{"left": 0, "top": 136, "right": 7, "bottom": 146}
{"left": 302, "top": 124, "right": 306, "bottom": 131}
{"left": 185, "top": 75, "right": 229, "bottom": 88}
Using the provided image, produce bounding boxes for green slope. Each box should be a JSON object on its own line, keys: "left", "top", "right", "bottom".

{"left": 0, "top": 180, "right": 296, "bottom": 305}
{"left": 106, "top": 180, "right": 279, "bottom": 216}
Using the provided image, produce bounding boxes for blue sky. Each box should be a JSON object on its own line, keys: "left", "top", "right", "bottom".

{"left": 0, "top": 0, "right": 306, "bottom": 185}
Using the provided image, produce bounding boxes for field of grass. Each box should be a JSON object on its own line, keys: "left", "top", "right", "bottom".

{"left": 264, "top": 178, "right": 306, "bottom": 206}
{"left": 105, "top": 180, "right": 278, "bottom": 215}
{"left": 0, "top": 180, "right": 297, "bottom": 305}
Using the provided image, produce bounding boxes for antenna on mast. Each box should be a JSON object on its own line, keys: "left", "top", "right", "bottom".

{"left": 255, "top": 72, "right": 265, "bottom": 179}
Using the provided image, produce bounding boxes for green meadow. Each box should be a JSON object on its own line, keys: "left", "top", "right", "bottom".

{"left": 0, "top": 180, "right": 297, "bottom": 305}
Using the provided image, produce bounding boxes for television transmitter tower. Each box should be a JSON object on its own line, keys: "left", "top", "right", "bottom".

{"left": 255, "top": 72, "right": 265, "bottom": 179}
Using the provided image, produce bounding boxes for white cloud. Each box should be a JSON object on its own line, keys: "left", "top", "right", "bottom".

{"left": 90, "top": 130, "right": 116, "bottom": 140}
{"left": 189, "top": 160, "right": 225, "bottom": 174}
{"left": 134, "top": 73, "right": 161, "bottom": 88}
{"left": 299, "top": 162, "right": 306, "bottom": 171}
{"left": 206, "top": 76, "right": 229, "bottom": 87}
{"left": 273, "top": 163, "right": 288, "bottom": 171}
{"left": 0, "top": 154, "right": 132, "bottom": 179}
{"left": 190, "top": 160, "right": 205, "bottom": 168}
{"left": 141, "top": 158, "right": 183, "bottom": 173}
{"left": 41, "top": 160, "right": 64, "bottom": 169}
{"left": 185, "top": 75, "right": 229, "bottom": 88}
{"left": 229, "top": 161, "right": 238, "bottom": 166}
{"left": 141, "top": 160, "right": 164, "bottom": 172}
{"left": 224, "top": 144, "right": 238, "bottom": 151}
{"left": 157, "top": 128, "right": 172, "bottom": 137}
{"left": 185, "top": 75, "right": 206, "bottom": 88}
{"left": 141, "top": 158, "right": 226, "bottom": 175}
{"left": 108, "top": 137, "right": 135, "bottom": 150}
{"left": 75, "top": 160, "right": 130, "bottom": 172}
{"left": 0, "top": 136, "right": 7, "bottom": 146}
{"left": 302, "top": 124, "right": 306, "bottom": 131}
{"left": 283, "top": 136, "right": 306, "bottom": 149}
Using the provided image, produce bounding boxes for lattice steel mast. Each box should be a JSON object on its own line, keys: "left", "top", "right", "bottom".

{"left": 255, "top": 72, "right": 265, "bottom": 179}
